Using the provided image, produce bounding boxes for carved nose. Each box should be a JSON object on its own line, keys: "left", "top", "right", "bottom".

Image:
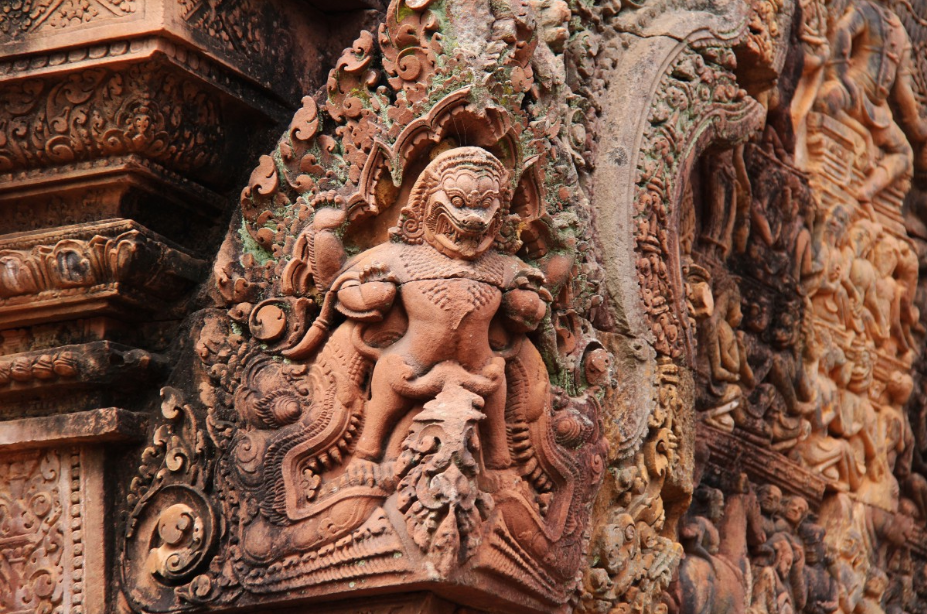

{"left": 461, "top": 213, "right": 489, "bottom": 229}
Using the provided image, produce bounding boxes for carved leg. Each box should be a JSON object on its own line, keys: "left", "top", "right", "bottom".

{"left": 480, "top": 381, "right": 513, "bottom": 469}
{"left": 354, "top": 360, "right": 416, "bottom": 461}
{"left": 858, "top": 122, "right": 914, "bottom": 203}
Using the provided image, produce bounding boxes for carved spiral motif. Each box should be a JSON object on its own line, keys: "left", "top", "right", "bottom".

{"left": 123, "top": 485, "right": 217, "bottom": 613}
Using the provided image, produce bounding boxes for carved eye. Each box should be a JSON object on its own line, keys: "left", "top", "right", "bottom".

{"left": 451, "top": 196, "right": 465, "bottom": 208}
{"left": 481, "top": 197, "right": 493, "bottom": 209}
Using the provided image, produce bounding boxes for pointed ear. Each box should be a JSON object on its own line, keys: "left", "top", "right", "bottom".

{"left": 512, "top": 156, "right": 544, "bottom": 221}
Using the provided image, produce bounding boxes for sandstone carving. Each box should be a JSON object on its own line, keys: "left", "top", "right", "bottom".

{"left": 0, "top": 0, "right": 924, "bottom": 612}
{"left": 123, "top": 0, "right": 613, "bottom": 610}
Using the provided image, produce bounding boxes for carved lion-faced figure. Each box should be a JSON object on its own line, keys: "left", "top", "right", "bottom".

{"left": 121, "top": 0, "right": 619, "bottom": 605}
{"left": 216, "top": 146, "right": 607, "bottom": 604}
{"left": 412, "top": 149, "right": 508, "bottom": 259}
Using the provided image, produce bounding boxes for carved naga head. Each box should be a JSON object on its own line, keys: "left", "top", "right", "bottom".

{"left": 397, "top": 147, "right": 510, "bottom": 260}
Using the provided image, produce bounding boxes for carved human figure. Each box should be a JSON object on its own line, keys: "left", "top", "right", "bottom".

{"left": 753, "top": 532, "right": 804, "bottom": 614}
{"left": 828, "top": 528, "right": 867, "bottom": 614}
{"left": 680, "top": 486, "right": 724, "bottom": 561}
{"left": 893, "top": 240, "right": 921, "bottom": 359}
{"left": 757, "top": 483, "right": 786, "bottom": 537}
{"left": 846, "top": 220, "right": 885, "bottom": 342}
{"left": 792, "top": 397, "right": 863, "bottom": 492}
{"left": 808, "top": 207, "right": 862, "bottom": 334}
{"left": 781, "top": 495, "right": 810, "bottom": 536}
{"left": 742, "top": 297, "right": 815, "bottom": 446}
{"left": 815, "top": 0, "right": 927, "bottom": 204}
{"left": 678, "top": 476, "right": 765, "bottom": 614}
{"left": 854, "top": 569, "right": 889, "bottom": 614}
{"left": 589, "top": 511, "right": 643, "bottom": 600}
{"left": 700, "top": 147, "right": 751, "bottom": 262}
{"left": 790, "top": 0, "right": 830, "bottom": 167}
{"left": 869, "top": 234, "right": 918, "bottom": 360}
{"left": 699, "top": 276, "right": 755, "bottom": 432}
{"left": 742, "top": 144, "right": 815, "bottom": 286}
{"left": 799, "top": 523, "right": 840, "bottom": 614}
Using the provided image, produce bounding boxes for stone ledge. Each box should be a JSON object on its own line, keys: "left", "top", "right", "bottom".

{"left": 0, "top": 407, "right": 146, "bottom": 451}
{"left": 0, "top": 340, "right": 167, "bottom": 396}
{"left": 0, "top": 219, "right": 206, "bottom": 327}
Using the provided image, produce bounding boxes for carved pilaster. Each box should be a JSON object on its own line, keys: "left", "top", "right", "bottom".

{"left": 0, "top": 1, "right": 374, "bottom": 610}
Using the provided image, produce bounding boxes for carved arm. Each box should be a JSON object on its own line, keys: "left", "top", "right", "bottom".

{"left": 501, "top": 269, "right": 552, "bottom": 333}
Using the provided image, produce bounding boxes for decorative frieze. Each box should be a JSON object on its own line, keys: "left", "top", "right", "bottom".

{"left": 0, "top": 220, "right": 205, "bottom": 328}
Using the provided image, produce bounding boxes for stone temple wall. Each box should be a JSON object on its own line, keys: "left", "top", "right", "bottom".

{"left": 0, "top": 0, "right": 925, "bottom": 613}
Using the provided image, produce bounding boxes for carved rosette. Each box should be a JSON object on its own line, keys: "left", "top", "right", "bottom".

{"left": 123, "top": 388, "right": 224, "bottom": 612}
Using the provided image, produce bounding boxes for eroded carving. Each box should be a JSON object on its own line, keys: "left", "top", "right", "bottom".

{"left": 124, "top": 0, "right": 612, "bottom": 609}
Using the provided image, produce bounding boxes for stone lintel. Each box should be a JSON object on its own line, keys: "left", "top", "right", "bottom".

{"left": 0, "top": 407, "right": 146, "bottom": 451}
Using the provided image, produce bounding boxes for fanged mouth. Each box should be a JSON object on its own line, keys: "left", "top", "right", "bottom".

{"left": 433, "top": 213, "right": 487, "bottom": 245}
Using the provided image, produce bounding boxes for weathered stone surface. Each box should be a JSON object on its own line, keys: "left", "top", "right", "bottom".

{"left": 1, "top": 0, "right": 926, "bottom": 612}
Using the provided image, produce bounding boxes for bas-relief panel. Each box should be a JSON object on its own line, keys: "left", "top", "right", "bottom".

{"left": 676, "top": 0, "right": 927, "bottom": 612}
{"left": 0, "top": 0, "right": 913, "bottom": 612}
{"left": 0, "top": 447, "right": 88, "bottom": 614}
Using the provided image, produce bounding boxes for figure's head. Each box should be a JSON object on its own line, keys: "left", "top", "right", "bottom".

{"left": 799, "top": 522, "right": 826, "bottom": 564}
{"left": 725, "top": 285, "right": 744, "bottom": 327}
{"left": 757, "top": 484, "right": 782, "bottom": 515}
{"left": 825, "top": 206, "right": 850, "bottom": 243}
{"left": 888, "top": 372, "right": 914, "bottom": 405}
{"left": 839, "top": 529, "right": 862, "bottom": 564}
{"left": 782, "top": 495, "right": 809, "bottom": 527}
{"left": 400, "top": 147, "right": 510, "bottom": 260}
{"left": 865, "top": 568, "right": 889, "bottom": 598}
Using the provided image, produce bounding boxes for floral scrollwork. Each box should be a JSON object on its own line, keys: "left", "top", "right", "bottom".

{"left": 123, "top": 388, "right": 230, "bottom": 612}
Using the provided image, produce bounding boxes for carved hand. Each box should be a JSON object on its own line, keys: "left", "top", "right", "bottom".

{"left": 502, "top": 287, "right": 549, "bottom": 333}
{"left": 816, "top": 80, "right": 851, "bottom": 115}
{"left": 336, "top": 273, "right": 399, "bottom": 322}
